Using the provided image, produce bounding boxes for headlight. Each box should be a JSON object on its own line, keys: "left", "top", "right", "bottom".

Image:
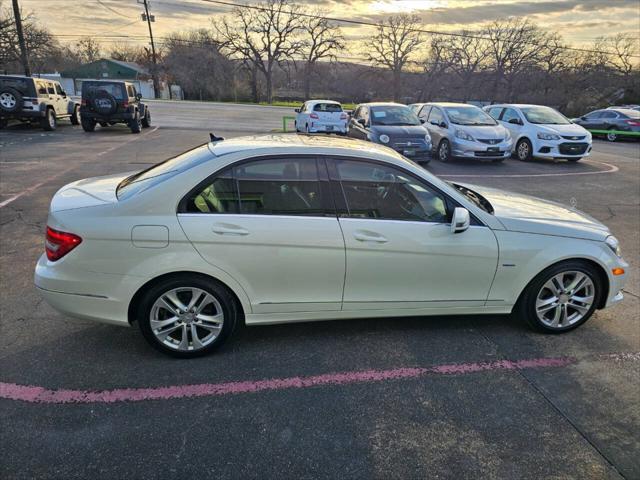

{"left": 537, "top": 132, "right": 561, "bottom": 140}
{"left": 379, "top": 134, "right": 390, "bottom": 144}
{"left": 455, "top": 129, "right": 474, "bottom": 141}
{"left": 605, "top": 235, "right": 622, "bottom": 257}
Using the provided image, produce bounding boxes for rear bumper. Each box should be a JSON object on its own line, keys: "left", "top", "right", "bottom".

{"left": 34, "top": 253, "right": 138, "bottom": 326}
{"left": 308, "top": 122, "right": 347, "bottom": 133}
{"left": 80, "top": 110, "right": 134, "bottom": 122}
{"left": 0, "top": 109, "right": 46, "bottom": 120}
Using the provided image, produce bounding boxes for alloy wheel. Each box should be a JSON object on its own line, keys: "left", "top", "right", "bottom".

{"left": 0, "top": 92, "right": 16, "bottom": 109}
{"left": 606, "top": 131, "right": 617, "bottom": 142}
{"left": 150, "top": 287, "right": 224, "bottom": 351}
{"left": 438, "top": 141, "right": 449, "bottom": 161}
{"left": 517, "top": 141, "right": 529, "bottom": 160}
{"left": 535, "top": 271, "right": 595, "bottom": 329}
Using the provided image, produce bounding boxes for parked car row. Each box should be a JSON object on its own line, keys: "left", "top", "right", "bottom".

{"left": 297, "top": 99, "right": 600, "bottom": 163}
{"left": 0, "top": 75, "right": 151, "bottom": 134}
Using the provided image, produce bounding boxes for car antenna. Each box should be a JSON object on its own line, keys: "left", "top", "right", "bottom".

{"left": 209, "top": 133, "right": 225, "bottom": 142}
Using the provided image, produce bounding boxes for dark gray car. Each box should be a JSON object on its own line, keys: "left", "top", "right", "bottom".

{"left": 348, "top": 103, "right": 432, "bottom": 164}
{"left": 572, "top": 108, "right": 640, "bottom": 142}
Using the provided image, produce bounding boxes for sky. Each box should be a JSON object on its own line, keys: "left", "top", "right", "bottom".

{"left": 16, "top": 0, "right": 640, "bottom": 52}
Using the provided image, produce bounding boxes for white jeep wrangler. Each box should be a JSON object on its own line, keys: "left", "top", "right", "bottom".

{"left": 0, "top": 75, "right": 80, "bottom": 131}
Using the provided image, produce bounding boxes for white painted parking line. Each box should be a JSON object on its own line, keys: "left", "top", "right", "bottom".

{"left": 0, "top": 127, "right": 159, "bottom": 209}
{"left": 440, "top": 160, "right": 618, "bottom": 178}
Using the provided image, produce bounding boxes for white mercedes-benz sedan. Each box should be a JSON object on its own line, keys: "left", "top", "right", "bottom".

{"left": 35, "top": 135, "right": 628, "bottom": 357}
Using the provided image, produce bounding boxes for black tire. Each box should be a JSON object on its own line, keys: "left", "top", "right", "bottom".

{"left": 0, "top": 87, "right": 23, "bottom": 113}
{"left": 567, "top": 157, "right": 582, "bottom": 162}
{"left": 437, "top": 139, "right": 451, "bottom": 162}
{"left": 129, "top": 111, "right": 142, "bottom": 133}
{"left": 70, "top": 105, "right": 80, "bottom": 125}
{"left": 516, "top": 260, "right": 602, "bottom": 334}
{"left": 136, "top": 275, "right": 239, "bottom": 358}
{"left": 81, "top": 117, "right": 96, "bottom": 132}
{"left": 606, "top": 128, "right": 617, "bottom": 142}
{"left": 515, "top": 138, "right": 533, "bottom": 161}
{"left": 41, "top": 108, "right": 56, "bottom": 131}
{"left": 141, "top": 109, "right": 151, "bottom": 128}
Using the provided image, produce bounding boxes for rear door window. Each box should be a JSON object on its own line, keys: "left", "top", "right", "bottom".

{"left": 47, "top": 83, "right": 55, "bottom": 95}
{"left": 427, "top": 107, "right": 444, "bottom": 125}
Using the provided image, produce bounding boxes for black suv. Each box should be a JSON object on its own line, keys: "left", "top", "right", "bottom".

{"left": 80, "top": 80, "right": 151, "bottom": 134}
{"left": 0, "top": 75, "right": 80, "bottom": 130}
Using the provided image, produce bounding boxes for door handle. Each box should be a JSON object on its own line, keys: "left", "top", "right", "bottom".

{"left": 353, "top": 230, "right": 388, "bottom": 243}
{"left": 212, "top": 223, "right": 249, "bottom": 236}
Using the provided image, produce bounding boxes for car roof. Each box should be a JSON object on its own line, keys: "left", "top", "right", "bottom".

{"left": 306, "top": 99, "right": 340, "bottom": 105}
{"left": 358, "top": 102, "right": 407, "bottom": 107}
{"left": 426, "top": 102, "right": 480, "bottom": 108}
{"left": 209, "top": 133, "right": 407, "bottom": 161}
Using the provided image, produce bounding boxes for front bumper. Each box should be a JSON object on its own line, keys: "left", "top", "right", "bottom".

{"left": 451, "top": 138, "right": 513, "bottom": 159}
{"left": 604, "top": 257, "right": 629, "bottom": 309}
{"left": 533, "top": 139, "right": 592, "bottom": 159}
{"left": 34, "top": 253, "right": 138, "bottom": 326}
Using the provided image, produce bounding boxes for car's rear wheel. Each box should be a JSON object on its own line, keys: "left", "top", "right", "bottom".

{"left": 517, "top": 261, "right": 601, "bottom": 333}
{"left": 129, "top": 111, "right": 142, "bottom": 133}
{"left": 141, "top": 109, "right": 151, "bottom": 128}
{"left": 606, "top": 129, "right": 617, "bottom": 142}
{"left": 70, "top": 106, "right": 80, "bottom": 125}
{"left": 137, "top": 275, "right": 238, "bottom": 358}
{"left": 41, "top": 108, "right": 56, "bottom": 131}
{"left": 437, "top": 139, "right": 451, "bottom": 162}
{"left": 81, "top": 117, "right": 96, "bottom": 132}
{"left": 516, "top": 138, "right": 532, "bottom": 161}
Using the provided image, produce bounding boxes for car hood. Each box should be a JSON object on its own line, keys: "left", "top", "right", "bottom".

{"left": 453, "top": 124, "right": 507, "bottom": 139}
{"left": 370, "top": 124, "right": 429, "bottom": 138}
{"left": 535, "top": 123, "right": 589, "bottom": 137}
{"left": 457, "top": 183, "right": 610, "bottom": 241}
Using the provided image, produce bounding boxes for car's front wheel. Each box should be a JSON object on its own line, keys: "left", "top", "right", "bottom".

{"left": 516, "top": 138, "right": 532, "bottom": 161}
{"left": 141, "top": 109, "right": 151, "bottom": 128}
{"left": 129, "top": 111, "right": 142, "bottom": 133}
{"left": 137, "top": 275, "right": 239, "bottom": 358}
{"left": 70, "top": 106, "right": 80, "bottom": 125}
{"left": 517, "top": 261, "right": 601, "bottom": 333}
{"left": 437, "top": 139, "right": 451, "bottom": 162}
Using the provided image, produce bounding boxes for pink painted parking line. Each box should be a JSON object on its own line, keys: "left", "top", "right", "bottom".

{"left": 1, "top": 353, "right": 635, "bottom": 405}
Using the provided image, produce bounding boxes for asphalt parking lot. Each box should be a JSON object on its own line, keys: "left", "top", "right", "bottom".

{"left": 1, "top": 101, "right": 639, "bottom": 479}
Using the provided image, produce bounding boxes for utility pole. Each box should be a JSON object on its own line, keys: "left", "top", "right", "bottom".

{"left": 141, "top": 0, "right": 159, "bottom": 98}
{"left": 11, "top": 0, "right": 31, "bottom": 76}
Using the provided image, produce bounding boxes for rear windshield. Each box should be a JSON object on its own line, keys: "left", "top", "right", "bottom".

{"left": 313, "top": 103, "right": 342, "bottom": 112}
{"left": 117, "top": 144, "right": 213, "bottom": 200}
{"left": 616, "top": 109, "right": 640, "bottom": 119}
{"left": 0, "top": 77, "right": 35, "bottom": 96}
{"left": 82, "top": 82, "right": 126, "bottom": 99}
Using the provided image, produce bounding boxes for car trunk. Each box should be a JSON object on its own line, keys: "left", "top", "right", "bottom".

{"left": 50, "top": 173, "right": 129, "bottom": 212}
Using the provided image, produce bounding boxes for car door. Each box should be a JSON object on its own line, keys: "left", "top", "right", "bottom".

{"left": 177, "top": 155, "right": 346, "bottom": 314}
{"left": 500, "top": 107, "right": 523, "bottom": 140}
{"left": 417, "top": 105, "right": 431, "bottom": 124}
{"left": 349, "top": 106, "right": 369, "bottom": 140}
{"left": 599, "top": 110, "right": 619, "bottom": 129}
{"left": 329, "top": 158, "right": 499, "bottom": 310}
{"left": 426, "top": 107, "right": 446, "bottom": 147}
{"left": 578, "top": 111, "right": 602, "bottom": 129}
{"left": 53, "top": 82, "right": 68, "bottom": 115}
{"left": 295, "top": 102, "right": 306, "bottom": 129}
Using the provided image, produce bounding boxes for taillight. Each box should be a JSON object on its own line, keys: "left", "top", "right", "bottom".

{"left": 31, "top": 99, "right": 38, "bottom": 105}
{"left": 123, "top": 100, "right": 129, "bottom": 108}
{"left": 310, "top": 113, "right": 319, "bottom": 119}
{"left": 625, "top": 119, "right": 640, "bottom": 126}
{"left": 45, "top": 227, "right": 82, "bottom": 261}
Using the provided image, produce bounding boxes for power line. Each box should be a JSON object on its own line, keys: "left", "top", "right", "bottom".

{"left": 199, "top": 0, "right": 640, "bottom": 59}
{"left": 95, "top": 0, "right": 134, "bottom": 19}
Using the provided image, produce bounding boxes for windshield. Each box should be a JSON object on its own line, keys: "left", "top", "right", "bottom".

{"left": 521, "top": 106, "right": 570, "bottom": 125}
{"left": 449, "top": 182, "right": 494, "bottom": 214}
{"left": 370, "top": 106, "right": 421, "bottom": 126}
{"left": 117, "top": 144, "right": 212, "bottom": 200}
{"left": 444, "top": 106, "right": 496, "bottom": 126}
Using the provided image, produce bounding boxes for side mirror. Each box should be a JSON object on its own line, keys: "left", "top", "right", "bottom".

{"left": 451, "top": 207, "right": 470, "bottom": 234}
{"left": 508, "top": 118, "right": 521, "bottom": 125}
{"left": 420, "top": 118, "right": 426, "bottom": 124}
{"left": 439, "top": 121, "right": 447, "bottom": 129}
{"left": 135, "top": 93, "right": 142, "bottom": 100}
{"left": 357, "top": 118, "right": 367, "bottom": 127}
{"left": 294, "top": 108, "right": 300, "bottom": 113}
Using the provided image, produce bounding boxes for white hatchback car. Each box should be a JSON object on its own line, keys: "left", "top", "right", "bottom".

{"left": 35, "top": 135, "right": 628, "bottom": 357}
{"left": 295, "top": 100, "right": 348, "bottom": 134}
{"left": 485, "top": 104, "right": 592, "bottom": 162}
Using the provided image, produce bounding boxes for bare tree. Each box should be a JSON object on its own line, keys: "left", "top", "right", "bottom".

{"left": 602, "top": 33, "right": 639, "bottom": 77}
{"left": 482, "top": 18, "right": 547, "bottom": 101}
{"left": 299, "top": 12, "right": 344, "bottom": 99}
{"left": 74, "top": 36, "right": 101, "bottom": 64}
{"left": 444, "top": 33, "right": 488, "bottom": 101}
{"left": 109, "top": 42, "right": 146, "bottom": 63}
{"left": 366, "top": 14, "right": 423, "bottom": 102}
{"left": 418, "top": 35, "right": 451, "bottom": 101}
{"left": 215, "top": 0, "right": 304, "bottom": 103}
